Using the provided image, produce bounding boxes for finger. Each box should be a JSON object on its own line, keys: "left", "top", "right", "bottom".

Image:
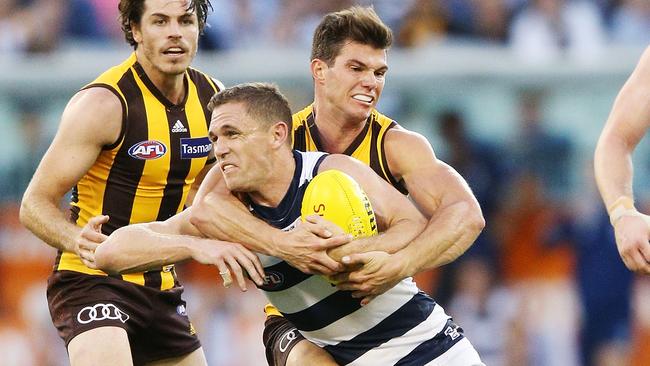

{"left": 317, "top": 254, "right": 344, "bottom": 273}
{"left": 215, "top": 261, "right": 232, "bottom": 288}
{"left": 308, "top": 262, "right": 338, "bottom": 276}
{"left": 624, "top": 248, "right": 644, "bottom": 272}
{"left": 240, "top": 249, "right": 265, "bottom": 286}
{"left": 88, "top": 215, "right": 110, "bottom": 231}
{"left": 341, "top": 253, "right": 370, "bottom": 266}
{"left": 637, "top": 240, "right": 650, "bottom": 263}
{"left": 81, "top": 258, "right": 97, "bottom": 269}
{"left": 304, "top": 215, "right": 333, "bottom": 237}
{"left": 360, "top": 295, "right": 377, "bottom": 307}
{"left": 328, "top": 272, "right": 350, "bottom": 283}
{"left": 81, "top": 230, "right": 108, "bottom": 243}
{"left": 320, "top": 234, "right": 353, "bottom": 250}
{"left": 225, "top": 257, "right": 247, "bottom": 292}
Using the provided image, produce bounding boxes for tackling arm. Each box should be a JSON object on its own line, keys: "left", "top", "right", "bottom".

{"left": 94, "top": 207, "right": 265, "bottom": 290}
{"left": 189, "top": 166, "right": 349, "bottom": 275}
{"left": 386, "top": 129, "right": 485, "bottom": 274}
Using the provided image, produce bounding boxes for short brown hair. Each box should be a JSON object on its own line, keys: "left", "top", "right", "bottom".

{"left": 208, "top": 83, "right": 293, "bottom": 140}
{"left": 119, "top": 0, "right": 212, "bottom": 48}
{"left": 311, "top": 6, "right": 393, "bottom": 65}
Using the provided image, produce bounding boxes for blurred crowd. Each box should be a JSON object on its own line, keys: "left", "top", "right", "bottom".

{"left": 1, "top": 0, "right": 649, "bottom": 56}
{"left": 1, "top": 1, "right": 650, "bottom": 366}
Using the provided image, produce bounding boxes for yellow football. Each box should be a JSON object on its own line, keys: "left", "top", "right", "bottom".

{"left": 301, "top": 169, "right": 378, "bottom": 240}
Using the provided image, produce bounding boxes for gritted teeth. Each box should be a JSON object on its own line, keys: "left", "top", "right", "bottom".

{"left": 352, "top": 94, "right": 373, "bottom": 103}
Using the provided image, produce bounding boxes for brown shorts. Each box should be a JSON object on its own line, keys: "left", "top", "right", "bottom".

{"left": 47, "top": 270, "right": 201, "bottom": 365}
{"left": 262, "top": 315, "right": 306, "bottom": 366}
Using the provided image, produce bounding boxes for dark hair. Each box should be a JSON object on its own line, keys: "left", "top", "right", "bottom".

{"left": 208, "top": 83, "right": 293, "bottom": 141}
{"left": 119, "top": 0, "right": 212, "bottom": 48}
{"left": 311, "top": 6, "right": 393, "bottom": 65}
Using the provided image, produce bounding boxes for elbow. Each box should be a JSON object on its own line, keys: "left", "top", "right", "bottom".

{"left": 94, "top": 237, "right": 121, "bottom": 275}
{"left": 188, "top": 205, "right": 208, "bottom": 234}
{"left": 458, "top": 201, "right": 485, "bottom": 238}
{"left": 19, "top": 197, "right": 31, "bottom": 228}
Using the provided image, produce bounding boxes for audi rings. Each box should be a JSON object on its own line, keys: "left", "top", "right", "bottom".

{"left": 76, "top": 303, "right": 130, "bottom": 324}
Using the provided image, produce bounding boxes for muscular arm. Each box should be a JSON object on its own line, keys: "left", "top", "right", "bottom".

{"left": 594, "top": 46, "right": 650, "bottom": 273}
{"left": 94, "top": 208, "right": 265, "bottom": 289}
{"left": 20, "top": 88, "right": 122, "bottom": 253}
{"left": 320, "top": 154, "right": 428, "bottom": 261}
{"left": 595, "top": 47, "right": 650, "bottom": 213}
{"left": 381, "top": 129, "right": 484, "bottom": 275}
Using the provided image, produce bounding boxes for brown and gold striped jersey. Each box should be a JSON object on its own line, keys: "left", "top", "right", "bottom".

{"left": 292, "top": 104, "right": 407, "bottom": 194}
{"left": 55, "top": 53, "right": 222, "bottom": 290}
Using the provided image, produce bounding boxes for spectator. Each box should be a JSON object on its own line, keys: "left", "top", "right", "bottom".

{"left": 610, "top": 0, "right": 650, "bottom": 46}
{"left": 509, "top": 0, "right": 606, "bottom": 64}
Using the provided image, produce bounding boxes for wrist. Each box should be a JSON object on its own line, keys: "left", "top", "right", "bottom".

{"left": 392, "top": 250, "right": 416, "bottom": 279}
{"left": 268, "top": 230, "right": 284, "bottom": 258}
{"left": 608, "top": 196, "right": 636, "bottom": 226}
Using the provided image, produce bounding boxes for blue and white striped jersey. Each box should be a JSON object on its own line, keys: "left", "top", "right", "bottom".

{"left": 250, "top": 151, "right": 483, "bottom": 366}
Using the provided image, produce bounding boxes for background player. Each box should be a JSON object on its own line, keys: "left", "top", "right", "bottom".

{"left": 595, "top": 45, "right": 650, "bottom": 275}
{"left": 17, "top": 1, "right": 258, "bottom": 365}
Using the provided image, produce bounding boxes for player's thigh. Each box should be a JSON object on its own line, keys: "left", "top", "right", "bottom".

{"left": 145, "top": 347, "right": 207, "bottom": 366}
{"left": 68, "top": 326, "right": 133, "bottom": 366}
{"left": 286, "top": 340, "right": 338, "bottom": 366}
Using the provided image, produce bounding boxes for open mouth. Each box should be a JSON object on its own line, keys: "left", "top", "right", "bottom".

{"left": 163, "top": 47, "right": 185, "bottom": 56}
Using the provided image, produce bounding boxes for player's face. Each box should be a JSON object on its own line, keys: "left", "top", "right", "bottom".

{"left": 323, "top": 41, "right": 387, "bottom": 122}
{"left": 209, "top": 103, "right": 271, "bottom": 192}
{"left": 132, "top": 0, "right": 199, "bottom": 77}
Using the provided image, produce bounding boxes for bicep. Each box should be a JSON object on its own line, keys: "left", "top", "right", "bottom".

{"left": 385, "top": 129, "right": 478, "bottom": 218}
{"left": 603, "top": 49, "right": 650, "bottom": 148}
{"left": 26, "top": 89, "right": 122, "bottom": 201}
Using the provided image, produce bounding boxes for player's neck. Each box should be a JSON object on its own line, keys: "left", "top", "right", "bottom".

{"left": 248, "top": 149, "right": 296, "bottom": 208}
{"left": 312, "top": 102, "right": 367, "bottom": 154}
{"left": 136, "top": 53, "right": 186, "bottom": 105}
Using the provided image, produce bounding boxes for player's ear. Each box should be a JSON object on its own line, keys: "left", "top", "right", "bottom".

{"left": 131, "top": 21, "right": 143, "bottom": 44}
{"left": 270, "top": 121, "right": 289, "bottom": 148}
{"left": 311, "top": 59, "right": 327, "bottom": 84}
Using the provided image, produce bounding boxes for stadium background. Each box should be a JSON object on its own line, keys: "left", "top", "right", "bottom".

{"left": 0, "top": 0, "right": 649, "bottom": 365}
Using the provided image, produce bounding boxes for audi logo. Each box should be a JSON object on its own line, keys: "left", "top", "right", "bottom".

{"left": 279, "top": 328, "right": 298, "bottom": 353}
{"left": 77, "top": 303, "right": 130, "bottom": 324}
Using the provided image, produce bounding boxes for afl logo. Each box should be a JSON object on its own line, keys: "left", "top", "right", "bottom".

{"left": 128, "top": 140, "right": 167, "bottom": 160}
{"left": 261, "top": 270, "right": 285, "bottom": 291}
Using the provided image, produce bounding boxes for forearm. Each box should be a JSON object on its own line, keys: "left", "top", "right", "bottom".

{"left": 328, "top": 216, "right": 425, "bottom": 261}
{"left": 95, "top": 224, "right": 195, "bottom": 274}
{"left": 594, "top": 133, "right": 635, "bottom": 212}
{"left": 19, "top": 194, "right": 79, "bottom": 252}
{"left": 190, "top": 193, "right": 279, "bottom": 256}
{"left": 394, "top": 200, "right": 484, "bottom": 276}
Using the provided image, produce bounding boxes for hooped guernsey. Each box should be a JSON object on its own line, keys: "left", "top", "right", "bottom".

{"left": 54, "top": 53, "right": 222, "bottom": 290}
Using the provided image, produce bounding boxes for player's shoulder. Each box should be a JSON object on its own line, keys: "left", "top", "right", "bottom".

{"left": 186, "top": 66, "right": 225, "bottom": 92}
{"left": 70, "top": 87, "right": 123, "bottom": 115}
{"left": 383, "top": 123, "right": 430, "bottom": 149}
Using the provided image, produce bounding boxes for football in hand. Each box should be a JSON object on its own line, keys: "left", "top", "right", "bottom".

{"left": 301, "top": 169, "right": 378, "bottom": 240}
